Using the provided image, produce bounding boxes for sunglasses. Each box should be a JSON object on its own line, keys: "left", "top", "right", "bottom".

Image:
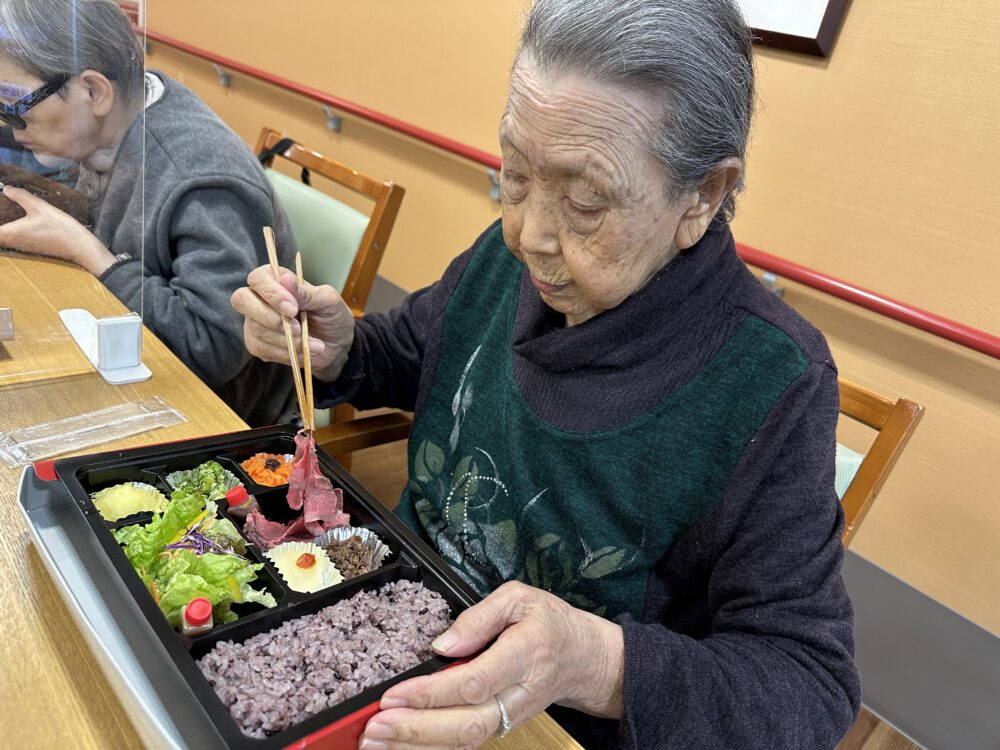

{"left": 0, "top": 74, "right": 71, "bottom": 130}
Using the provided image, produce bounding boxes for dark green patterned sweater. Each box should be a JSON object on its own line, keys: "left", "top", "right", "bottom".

{"left": 322, "top": 220, "right": 859, "bottom": 749}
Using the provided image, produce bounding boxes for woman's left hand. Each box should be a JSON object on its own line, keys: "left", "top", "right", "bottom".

{"left": 0, "top": 185, "right": 115, "bottom": 275}
{"left": 359, "top": 581, "right": 624, "bottom": 750}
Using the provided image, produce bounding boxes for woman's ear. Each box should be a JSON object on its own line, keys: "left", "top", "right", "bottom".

{"left": 673, "top": 157, "right": 743, "bottom": 250}
{"left": 75, "top": 69, "right": 117, "bottom": 117}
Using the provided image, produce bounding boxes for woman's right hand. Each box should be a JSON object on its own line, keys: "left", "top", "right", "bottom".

{"left": 230, "top": 265, "right": 355, "bottom": 382}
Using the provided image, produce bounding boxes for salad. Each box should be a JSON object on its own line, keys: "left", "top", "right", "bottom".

{"left": 166, "top": 460, "right": 241, "bottom": 501}
{"left": 114, "top": 487, "right": 276, "bottom": 629}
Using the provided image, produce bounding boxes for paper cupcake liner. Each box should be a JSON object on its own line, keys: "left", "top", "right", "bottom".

{"left": 312, "top": 526, "right": 392, "bottom": 575}
{"left": 90, "top": 481, "right": 163, "bottom": 497}
{"left": 265, "top": 541, "right": 343, "bottom": 593}
{"left": 241, "top": 452, "right": 294, "bottom": 465}
{"left": 90, "top": 481, "right": 169, "bottom": 520}
{"left": 88, "top": 480, "right": 164, "bottom": 498}
{"left": 238, "top": 453, "right": 295, "bottom": 485}
{"left": 165, "top": 465, "right": 242, "bottom": 499}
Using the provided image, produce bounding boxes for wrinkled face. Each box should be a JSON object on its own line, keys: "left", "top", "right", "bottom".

{"left": 500, "top": 62, "right": 692, "bottom": 326}
{"left": 0, "top": 57, "right": 102, "bottom": 165}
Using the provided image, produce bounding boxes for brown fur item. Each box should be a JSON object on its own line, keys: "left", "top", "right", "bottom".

{"left": 0, "top": 162, "right": 91, "bottom": 227}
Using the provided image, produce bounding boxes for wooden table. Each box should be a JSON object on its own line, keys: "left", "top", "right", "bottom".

{"left": 0, "top": 255, "right": 579, "bottom": 749}
{"left": 0, "top": 253, "right": 96, "bottom": 386}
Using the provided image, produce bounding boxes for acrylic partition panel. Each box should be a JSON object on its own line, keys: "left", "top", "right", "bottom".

{"left": 0, "top": 0, "right": 149, "bottom": 382}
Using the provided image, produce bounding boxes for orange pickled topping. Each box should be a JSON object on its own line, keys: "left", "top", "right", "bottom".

{"left": 241, "top": 453, "right": 293, "bottom": 486}
{"left": 295, "top": 553, "right": 316, "bottom": 569}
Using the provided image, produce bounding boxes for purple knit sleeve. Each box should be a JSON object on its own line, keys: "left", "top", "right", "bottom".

{"left": 616, "top": 362, "right": 860, "bottom": 749}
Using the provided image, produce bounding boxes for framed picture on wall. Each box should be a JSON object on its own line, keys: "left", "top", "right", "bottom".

{"left": 737, "top": 0, "right": 851, "bottom": 57}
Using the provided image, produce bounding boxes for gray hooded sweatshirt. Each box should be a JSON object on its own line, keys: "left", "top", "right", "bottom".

{"left": 96, "top": 72, "right": 295, "bottom": 427}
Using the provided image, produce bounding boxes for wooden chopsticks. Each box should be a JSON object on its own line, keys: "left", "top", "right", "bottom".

{"left": 295, "top": 253, "right": 315, "bottom": 432}
{"left": 262, "top": 227, "right": 315, "bottom": 433}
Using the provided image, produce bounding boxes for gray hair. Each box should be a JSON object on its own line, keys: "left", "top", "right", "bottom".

{"left": 517, "top": 0, "right": 755, "bottom": 225}
{"left": 0, "top": 0, "right": 144, "bottom": 103}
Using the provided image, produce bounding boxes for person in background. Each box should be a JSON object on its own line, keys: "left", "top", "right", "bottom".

{"left": 0, "top": 0, "right": 295, "bottom": 427}
{"left": 234, "top": 0, "right": 861, "bottom": 747}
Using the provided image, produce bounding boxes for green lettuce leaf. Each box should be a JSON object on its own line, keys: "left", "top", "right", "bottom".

{"left": 113, "top": 489, "right": 275, "bottom": 629}
{"left": 152, "top": 549, "right": 276, "bottom": 627}
{"left": 113, "top": 489, "right": 206, "bottom": 573}
{"left": 240, "top": 585, "right": 278, "bottom": 609}
{"left": 201, "top": 515, "right": 246, "bottom": 556}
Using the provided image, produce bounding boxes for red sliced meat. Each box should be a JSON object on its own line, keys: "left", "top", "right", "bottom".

{"left": 287, "top": 430, "right": 314, "bottom": 510}
{"left": 245, "top": 431, "right": 350, "bottom": 550}
{"left": 288, "top": 430, "right": 350, "bottom": 535}
{"left": 244, "top": 509, "right": 312, "bottom": 550}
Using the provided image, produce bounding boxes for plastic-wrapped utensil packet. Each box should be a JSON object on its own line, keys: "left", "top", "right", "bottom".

{"left": 0, "top": 397, "right": 186, "bottom": 467}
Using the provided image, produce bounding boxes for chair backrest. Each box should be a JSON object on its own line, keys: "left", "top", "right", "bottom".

{"left": 836, "top": 378, "right": 924, "bottom": 546}
{"left": 255, "top": 127, "right": 405, "bottom": 315}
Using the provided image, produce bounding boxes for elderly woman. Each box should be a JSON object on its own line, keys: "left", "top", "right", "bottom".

{"left": 233, "top": 0, "right": 860, "bottom": 747}
{"left": 0, "top": 0, "right": 295, "bottom": 426}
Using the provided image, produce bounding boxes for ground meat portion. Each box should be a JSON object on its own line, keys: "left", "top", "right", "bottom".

{"left": 197, "top": 580, "right": 452, "bottom": 738}
{"left": 324, "top": 535, "right": 379, "bottom": 579}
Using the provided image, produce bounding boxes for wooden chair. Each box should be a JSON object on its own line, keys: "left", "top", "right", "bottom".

{"left": 255, "top": 126, "right": 404, "bottom": 317}
{"left": 837, "top": 379, "right": 923, "bottom": 546}
{"left": 312, "top": 410, "right": 413, "bottom": 457}
{"left": 256, "top": 127, "right": 404, "bottom": 460}
{"left": 834, "top": 386, "right": 924, "bottom": 750}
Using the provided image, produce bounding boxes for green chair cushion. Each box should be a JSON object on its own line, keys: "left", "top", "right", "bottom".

{"left": 835, "top": 442, "right": 865, "bottom": 500}
{"left": 265, "top": 168, "right": 369, "bottom": 293}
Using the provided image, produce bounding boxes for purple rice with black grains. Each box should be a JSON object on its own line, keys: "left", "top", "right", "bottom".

{"left": 197, "top": 580, "right": 452, "bottom": 738}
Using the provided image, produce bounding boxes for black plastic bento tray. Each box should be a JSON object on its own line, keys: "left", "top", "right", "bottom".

{"left": 31, "top": 425, "right": 480, "bottom": 749}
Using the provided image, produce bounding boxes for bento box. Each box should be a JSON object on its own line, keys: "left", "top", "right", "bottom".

{"left": 18, "top": 425, "right": 479, "bottom": 750}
